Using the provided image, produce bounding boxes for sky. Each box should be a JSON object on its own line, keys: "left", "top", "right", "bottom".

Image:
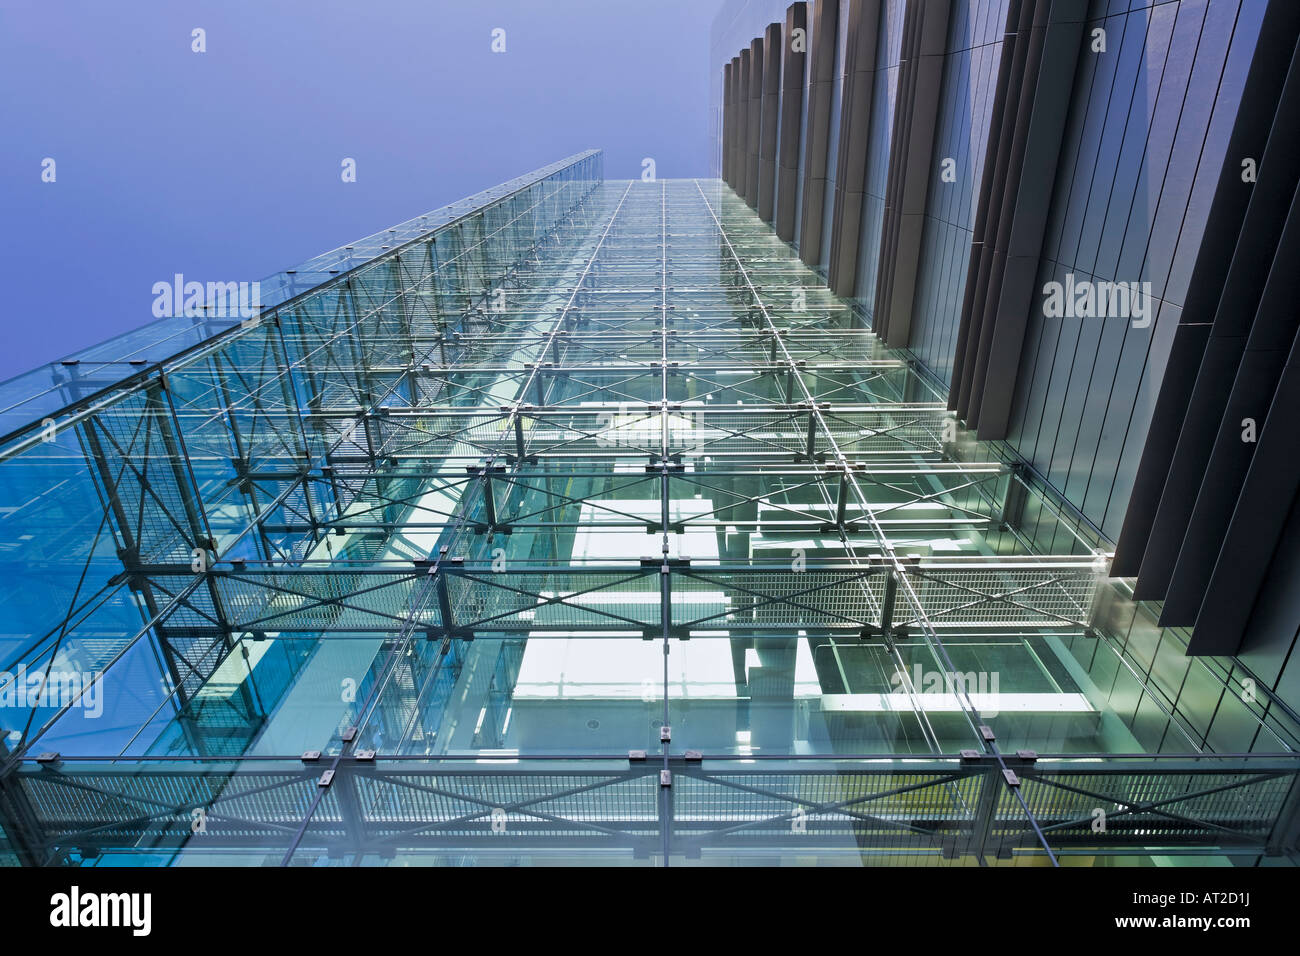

{"left": 0, "top": 0, "right": 720, "bottom": 381}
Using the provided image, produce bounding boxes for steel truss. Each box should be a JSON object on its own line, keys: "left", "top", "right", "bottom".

{"left": 2, "top": 754, "right": 1296, "bottom": 865}
{"left": 1, "top": 158, "right": 1298, "bottom": 866}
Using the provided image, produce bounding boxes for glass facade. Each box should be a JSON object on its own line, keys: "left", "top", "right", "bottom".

{"left": 1, "top": 149, "right": 1296, "bottom": 866}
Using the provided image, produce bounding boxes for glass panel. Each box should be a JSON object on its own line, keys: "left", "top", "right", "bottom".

{"left": 1, "top": 161, "right": 1295, "bottom": 867}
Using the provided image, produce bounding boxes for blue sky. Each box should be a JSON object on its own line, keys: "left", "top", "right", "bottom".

{"left": 0, "top": 0, "right": 720, "bottom": 380}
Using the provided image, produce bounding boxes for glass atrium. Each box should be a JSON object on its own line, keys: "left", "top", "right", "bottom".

{"left": 1, "top": 152, "right": 1297, "bottom": 866}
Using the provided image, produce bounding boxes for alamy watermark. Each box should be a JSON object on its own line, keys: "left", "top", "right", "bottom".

{"left": 152, "top": 273, "right": 261, "bottom": 322}
{"left": 0, "top": 664, "right": 104, "bottom": 718}
{"left": 890, "top": 664, "right": 1000, "bottom": 717}
{"left": 1042, "top": 273, "right": 1152, "bottom": 328}
{"left": 50, "top": 886, "right": 151, "bottom": 936}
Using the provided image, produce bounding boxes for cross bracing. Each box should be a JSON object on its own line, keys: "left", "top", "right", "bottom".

{"left": 1, "top": 154, "right": 1297, "bottom": 866}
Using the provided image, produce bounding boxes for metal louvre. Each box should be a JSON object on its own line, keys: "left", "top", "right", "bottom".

{"left": 3, "top": 144, "right": 1295, "bottom": 870}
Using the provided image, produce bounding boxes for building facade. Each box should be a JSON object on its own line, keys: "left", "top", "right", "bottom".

{"left": 0, "top": 0, "right": 1298, "bottom": 864}
{"left": 713, "top": 0, "right": 1300, "bottom": 860}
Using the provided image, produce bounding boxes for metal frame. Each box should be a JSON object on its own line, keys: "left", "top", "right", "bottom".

{"left": 1, "top": 158, "right": 1296, "bottom": 867}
